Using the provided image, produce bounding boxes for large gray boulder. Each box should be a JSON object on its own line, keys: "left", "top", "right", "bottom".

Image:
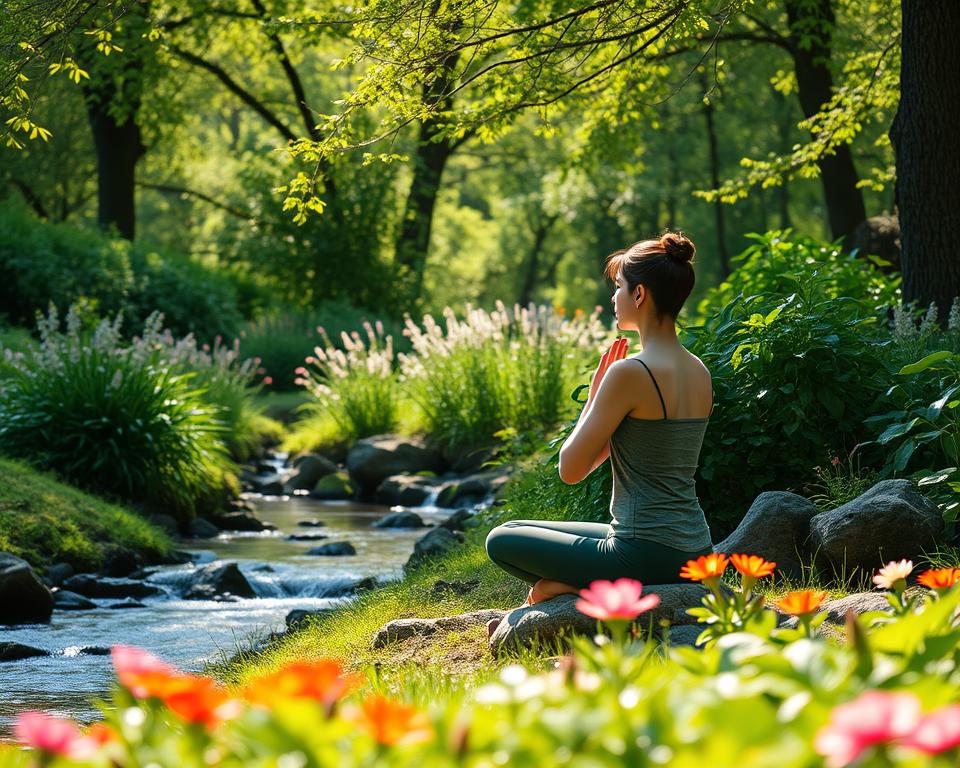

{"left": 375, "top": 475, "right": 443, "bottom": 506}
{"left": 347, "top": 435, "right": 444, "bottom": 493}
{"left": 0, "top": 642, "right": 49, "bottom": 661}
{"left": 309, "top": 471, "right": 356, "bottom": 501}
{"left": 404, "top": 528, "right": 464, "bottom": 571}
{"left": 808, "top": 480, "right": 943, "bottom": 574}
{"left": 183, "top": 562, "right": 256, "bottom": 600}
{"left": 714, "top": 492, "right": 820, "bottom": 578}
{"left": 488, "top": 584, "right": 724, "bottom": 657}
{"left": 53, "top": 590, "right": 96, "bottom": 611}
{"left": 373, "top": 609, "right": 508, "bottom": 649}
{"left": 0, "top": 553, "right": 53, "bottom": 625}
{"left": 285, "top": 454, "right": 338, "bottom": 492}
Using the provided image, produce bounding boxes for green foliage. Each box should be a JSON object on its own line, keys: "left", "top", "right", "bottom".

{"left": 0, "top": 456, "right": 171, "bottom": 571}
{"left": 0, "top": 202, "right": 251, "bottom": 340}
{"left": 0, "top": 305, "right": 237, "bottom": 520}
{"left": 398, "top": 303, "right": 607, "bottom": 456}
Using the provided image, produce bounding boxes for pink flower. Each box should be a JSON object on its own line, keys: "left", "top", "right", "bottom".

{"left": 831, "top": 456, "right": 841, "bottom": 466}
{"left": 14, "top": 712, "right": 97, "bottom": 759}
{"left": 263, "top": 376, "right": 273, "bottom": 385}
{"left": 575, "top": 578, "right": 660, "bottom": 621}
{"left": 900, "top": 704, "right": 960, "bottom": 754}
{"left": 112, "top": 645, "right": 178, "bottom": 698}
{"left": 814, "top": 690, "right": 922, "bottom": 767}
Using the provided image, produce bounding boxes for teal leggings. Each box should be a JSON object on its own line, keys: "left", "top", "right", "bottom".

{"left": 485, "top": 519, "right": 714, "bottom": 589}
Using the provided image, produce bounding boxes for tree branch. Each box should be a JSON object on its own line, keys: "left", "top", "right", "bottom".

{"left": 165, "top": 43, "right": 297, "bottom": 143}
{"left": 137, "top": 181, "right": 254, "bottom": 221}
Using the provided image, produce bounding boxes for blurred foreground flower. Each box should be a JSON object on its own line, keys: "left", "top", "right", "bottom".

{"left": 814, "top": 690, "right": 921, "bottom": 767}
{"left": 111, "top": 644, "right": 238, "bottom": 728}
{"left": 242, "top": 658, "right": 362, "bottom": 712}
{"left": 356, "top": 695, "right": 434, "bottom": 746}
{"left": 873, "top": 559, "right": 913, "bottom": 591}
{"left": 575, "top": 578, "right": 660, "bottom": 622}
{"left": 14, "top": 711, "right": 97, "bottom": 759}
{"left": 916, "top": 567, "right": 960, "bottom": 595}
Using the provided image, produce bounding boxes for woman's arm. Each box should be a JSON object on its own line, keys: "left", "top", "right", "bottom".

{"left": 558, "top": 361, "right": 634, "bottom": 484}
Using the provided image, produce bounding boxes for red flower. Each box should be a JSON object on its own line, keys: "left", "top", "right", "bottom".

{"left": 14, "top": 712, "right": 98, "bottom": 759}
{"left": 111, "top": 645, "right": 178, "bottom": 698}
{"left": 900, "top": 704, "right": 960, "bottom": 754}
{"left": 575, "top": 578, "right": 660, "bottom": 621}
{"left": 814, "top": 690, "right": 921, "bottom": 768}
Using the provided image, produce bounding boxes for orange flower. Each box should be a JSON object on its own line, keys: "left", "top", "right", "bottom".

{"left": 679, "top": 553, "right": 730, "bottom": 583}
{"left": 357, "top": 695, "right": 433, "bottom": 747}
{"left": 776, "top": 589, "right": 828, "bottom": 616}
{"left": 111, "top": 645, "right": 179, "bottom": 699}
{"left": 242, "top": 659, "right": 362, "bottom": 708}
{"left": 85, "top": 723, "right": 118, "bottom": 746}
{"left": 917, "top": 568, "right": 960, "bottom": 590}
{"left": 730, "top": 554, "right": 777, "bottom": 579}
{"left": 556, "top": 306, "right": 566, "bottom": 315}
{"left": 157, "top": 674, "right": 238, "bottom": 729}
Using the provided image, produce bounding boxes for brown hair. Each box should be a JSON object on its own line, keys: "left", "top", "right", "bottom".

{"left": 603, "top": 231, "right": 696, "bottom": 321}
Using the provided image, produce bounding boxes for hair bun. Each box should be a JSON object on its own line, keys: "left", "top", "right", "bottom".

{"left": 660, "top": 232, "right": 695, "bottom": 264}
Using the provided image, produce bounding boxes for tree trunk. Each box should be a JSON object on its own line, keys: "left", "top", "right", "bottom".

{"left": 518, "top": 213, "right": 559, "bottom": 306}
{"left": 890, "top": 0, "right": 960, "bottom": 323}
{"left": 85, "top": 94, "right": 145, "bottom": 240}
{"left": 700, "top": 75, "right": 730, "bottom": 278}
{"left": 784, "top": 0, "right": 866, "bottom": 243}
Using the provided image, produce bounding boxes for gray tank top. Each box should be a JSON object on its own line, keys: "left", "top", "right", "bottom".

{"left": 608, "top": 358, "right": 714, "bottom": 552}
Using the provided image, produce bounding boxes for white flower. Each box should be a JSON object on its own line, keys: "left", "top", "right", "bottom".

{"left": 873, "top": 559, "right": 914, "bottom": 589}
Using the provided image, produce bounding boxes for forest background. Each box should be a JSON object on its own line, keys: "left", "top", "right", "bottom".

{"left": 1, "top": 0, "right": 936, "bottom": 346}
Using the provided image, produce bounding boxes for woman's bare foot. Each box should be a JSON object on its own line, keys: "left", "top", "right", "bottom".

{"left": 528, "top": 578, "right": 580, "bottom": 605}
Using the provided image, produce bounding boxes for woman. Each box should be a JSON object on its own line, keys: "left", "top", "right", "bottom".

{"left": 485, "top": 231, "right": 715, "bottom": 635}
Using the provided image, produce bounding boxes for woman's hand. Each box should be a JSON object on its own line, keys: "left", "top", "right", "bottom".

{"left": 587, "top": 336, "right": 628, "bottom": 405}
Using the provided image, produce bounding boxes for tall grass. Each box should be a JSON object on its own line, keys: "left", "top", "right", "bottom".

{"left": 295, "top": 320, "right": 401, "bottom": 441}
{"left": 398, "top": 302, "right": 607, "bottom": 455}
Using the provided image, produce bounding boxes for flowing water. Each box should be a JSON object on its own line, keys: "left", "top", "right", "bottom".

{"left": 0, "top": 493, "right": 465, "bottom": 738}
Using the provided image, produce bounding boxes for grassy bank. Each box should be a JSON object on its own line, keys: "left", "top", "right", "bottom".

{"left": 213, "top": 455, "right": 924, "bottom": 694}
{"left": 0, "top": 456, "right": 172, "bottom": 573}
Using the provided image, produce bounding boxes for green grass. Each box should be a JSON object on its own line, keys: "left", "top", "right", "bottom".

{"left": 0, "top": 456, "right": 172, "bottom": 572}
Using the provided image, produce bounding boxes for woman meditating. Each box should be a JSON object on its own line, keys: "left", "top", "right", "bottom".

{"left": 485, "top": 231, "right": 715, "bottom": 635}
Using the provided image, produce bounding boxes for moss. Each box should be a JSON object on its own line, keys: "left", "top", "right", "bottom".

{"left": 0, "top": 456, "right": 172, "bottom": 572}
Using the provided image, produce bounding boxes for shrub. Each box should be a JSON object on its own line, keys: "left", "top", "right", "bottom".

{"left": 683, "top": 279, "right": 891, "bottom": 535}
{"left": 0, "top": 305, "right": 236, "bottom": 520}
{"left": 398, "top": 302, "right": 607, "bottom": 455}
{"left": 0, "top": 202, "right": 251, "bottom": 341}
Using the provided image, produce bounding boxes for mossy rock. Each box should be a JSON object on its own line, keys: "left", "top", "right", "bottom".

{"left": 310, "top": 471, "right": 356, "bottom": 501}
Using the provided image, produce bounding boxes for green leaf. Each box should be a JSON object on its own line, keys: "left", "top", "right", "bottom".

{"left": 877, "top": 418, "right": 919, "bottom": 445}
{"left": 898, "top": 350, "right": 955, "bottom": 375}
{"left": 892, "top": 438, "right": 917, "bottom": 472}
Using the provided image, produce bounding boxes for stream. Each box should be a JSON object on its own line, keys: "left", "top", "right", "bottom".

{"left": 0, "top": 489, "right": 470, "bottom": 738}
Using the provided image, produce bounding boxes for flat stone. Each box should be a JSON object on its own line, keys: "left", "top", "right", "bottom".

{"left": 211, "top": 512, "right": 268, "bottom": 532}
{"left": 107, "top": 599, "right": 146, "bottom": 609}
{"left": 0, "top": 642, "right": 49, "bottom": 661}
{"left": 372, "top": 511, "right": 426, "bottom": 529}
{"left": 488, "top": 584, "right": 725, "bottom": 657}
{"left": 373, "top": 609, "right": 507, "bottom": 649}
{"left": 53, "top": 590, "right": 96, "bottom": 611}
{"left": 297, "top": 519, "right": 327, "bottom": 528}
{"left": 286, "top": 533, "right": 329, "bottom": 541}
{"left": 188, "top": 518, "right": 221, "bottom": 539}
{"left": 62, "top": 575, "right": 162, "bottom": 600}
{"left": 306, "top": 542, "right": 357, "bottom": 556}
{"left": 438, "top": 509, "right": 473, "bottom": 532}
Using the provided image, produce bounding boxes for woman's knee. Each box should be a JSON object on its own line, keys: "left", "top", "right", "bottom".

{"left": 485, "top": 522, "right": 528, "bottom": 561}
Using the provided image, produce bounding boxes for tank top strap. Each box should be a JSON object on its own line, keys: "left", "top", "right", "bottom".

{"left": 628, "top": 358, "right": 668, "bottom": 420}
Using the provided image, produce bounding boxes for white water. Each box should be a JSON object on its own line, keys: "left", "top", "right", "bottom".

{"left": 0, "top": 494, "right": 465, "bottom": 737}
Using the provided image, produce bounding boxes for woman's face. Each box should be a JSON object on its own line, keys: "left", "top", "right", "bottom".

{"left": 612, "top": 269, "right": 641, "bottom": 330}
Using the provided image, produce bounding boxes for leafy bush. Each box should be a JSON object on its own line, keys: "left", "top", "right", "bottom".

{"left": 0, "top": 202, "right": 253, "bottom": 341}
{"left": 398, "top": 302, "right": 607, "bottom": 455}
{"left": 692, "top": 229, "right": 901, "bottom": 323}
{"left": 0, "top": 305, "right": 237, "bottom": 520}
{"left": 683, "top": 277, "right": 891, "bottom": 534}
